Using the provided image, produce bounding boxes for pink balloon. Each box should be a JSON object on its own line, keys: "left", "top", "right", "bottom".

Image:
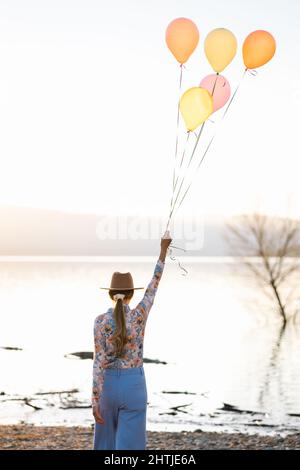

{"left": 199, "top": 74, "right": 231, "bottom": 112}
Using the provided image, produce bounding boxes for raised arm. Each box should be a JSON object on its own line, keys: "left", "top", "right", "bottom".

{"left": 135, "top": 232, "right": 172, "bottom": 320}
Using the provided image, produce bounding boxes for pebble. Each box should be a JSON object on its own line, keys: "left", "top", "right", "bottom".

{"left": 0, "top": 425, "right": 299, "bottom": 450}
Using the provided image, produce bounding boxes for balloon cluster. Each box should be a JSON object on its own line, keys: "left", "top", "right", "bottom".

{"left": 164, "top": 18, "right": 276, "bottom": 234}
{"left": 166, "top": 18, "right": 276, "bottom": 131}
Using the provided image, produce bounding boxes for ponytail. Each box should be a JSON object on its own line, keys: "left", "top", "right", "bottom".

{"left": 109, "top": 289, "right": 133, "bottom": 357}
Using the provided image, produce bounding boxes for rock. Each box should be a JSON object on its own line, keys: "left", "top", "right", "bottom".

{"left": 219, "top": 402, "right": 264, "bottom": 415}
{"left": 143, "top": 358, "right": 167, "bottom": 365}
{"left": 64, "top": 352, "right": 93, "bottom": 360}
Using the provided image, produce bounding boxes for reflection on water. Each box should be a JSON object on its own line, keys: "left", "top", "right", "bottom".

{"left": 0, "top": 258, "right": 300, "bottom": 434}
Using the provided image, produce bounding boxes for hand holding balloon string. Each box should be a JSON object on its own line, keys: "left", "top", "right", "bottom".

{"left": 164, "top": 22, "right": 276, "bottom": 269}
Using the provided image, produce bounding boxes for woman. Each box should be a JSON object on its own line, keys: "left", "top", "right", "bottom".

{"left": 92, "top": 232, "right": 172, "bottom": 450}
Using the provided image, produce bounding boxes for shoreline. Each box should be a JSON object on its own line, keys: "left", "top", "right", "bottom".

{"left": 0, "top": 425, "right": 299, "bottom": 450}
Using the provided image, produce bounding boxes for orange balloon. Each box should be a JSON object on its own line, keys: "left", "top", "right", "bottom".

{"left": 166, "top": 18, "right": 199, "bottom": 64}
{"left": 243, "top": 30, "right": 276, "bottom": 69}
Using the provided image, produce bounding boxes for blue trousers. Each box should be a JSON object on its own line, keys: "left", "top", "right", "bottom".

{"left": 93, "top": 366, "right": 148, "bottom": 450}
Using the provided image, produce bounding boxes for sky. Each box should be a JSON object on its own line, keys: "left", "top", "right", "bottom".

{"left": 0, "top": 0, "right": 299, "bottom": 220}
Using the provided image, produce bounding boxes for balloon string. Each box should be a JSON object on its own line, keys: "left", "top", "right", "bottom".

{"left": 171, "top": 72, "right": 219, "bottom": 216}
{"left": 172, "top": 64, "right": 184, "bottom": 191}
{"left": 166, "top": 74, "right": 220, "bottom": 274}
{"left": 167, "top": 73, "right": 219, "bottom": 232}
{"left": 211, "top": 72, "right": 219, "bottom": 95}
{"left": 173, "top": 133, "right": 216, "bottom": 215}
{"left": 173, "top": 69, "right": 252, "bottom": 216}
{"left": 169, "top": 246, "right": 188, "bottom": 276}
{"left": 222, "top": 68, "right": 248, "bottom": 119}
{"left": 171, "top": 123, "right": 204, "bottom": 208}
{"left": 165, "top": 122, "right": 205, "bottom": 232}
{"left": 167, "top": 73, "right": 219, "bottom": 224}
{"left": 167, "top": 64, "right": 184, "bottom": 226}
{"left": 169, "top": 244, "right": 186, "bottom": 252}
{"left": 167, "top": 70, "right": 256, "bottom": 271}
{"left": 170, "top": 131, "right": 190, "bottom": 211}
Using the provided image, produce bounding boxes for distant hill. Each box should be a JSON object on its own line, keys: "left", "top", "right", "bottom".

{"left": 0, "top": 205, "right": 229, "bottom": 256}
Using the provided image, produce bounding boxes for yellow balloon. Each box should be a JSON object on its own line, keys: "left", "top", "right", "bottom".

{"left": 204, "top": 28, "right": 237, "bottom": 73}
{"left": 180, "top": 87, "right": 213, "bottom": 131}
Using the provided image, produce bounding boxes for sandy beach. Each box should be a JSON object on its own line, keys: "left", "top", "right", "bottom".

{"left": 0, "top": 425, "right": 299, "bottom": 450}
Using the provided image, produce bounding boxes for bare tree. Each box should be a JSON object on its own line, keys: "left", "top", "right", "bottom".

{"left": 226, "top": 213, "right": 300, "bottom": 324}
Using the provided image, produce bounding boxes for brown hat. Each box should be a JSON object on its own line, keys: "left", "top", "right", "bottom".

{"left": 100, "top": 271, "right": 143, "bottom": 290}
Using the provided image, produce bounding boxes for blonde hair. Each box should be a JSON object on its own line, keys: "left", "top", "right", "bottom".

{"left": 109, "top": 289, "right": 133, "bottom": 357}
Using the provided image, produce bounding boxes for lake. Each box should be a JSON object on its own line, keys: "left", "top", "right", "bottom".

{"left": 0, "top": 256, "right": 300, "bottom": 435}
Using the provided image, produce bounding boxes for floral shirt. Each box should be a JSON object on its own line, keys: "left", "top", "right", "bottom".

{"left": 92, "top": 258, "right": 165, "bottom": 406}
